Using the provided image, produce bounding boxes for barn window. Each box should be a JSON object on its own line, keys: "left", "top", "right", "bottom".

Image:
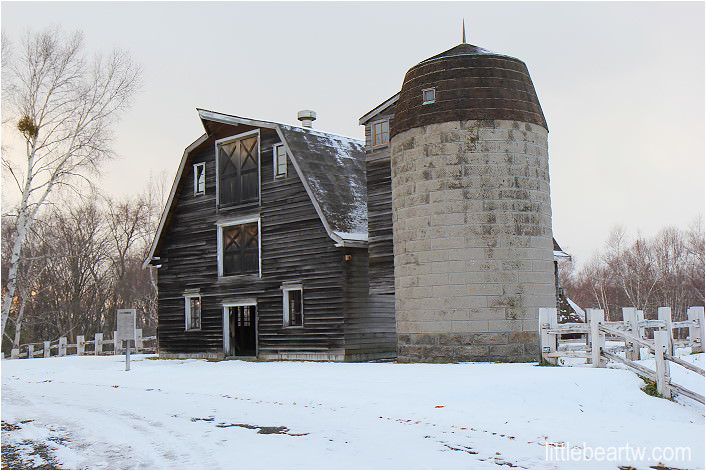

{"left": 193, "top": 162, "right": 205, "bottom": 195}
{"left": 217, "top": 218, "right": 260, "bottom": 277}
{"left": 422, "top": 88, "right": 436, "bottom": 104}
{"left": 282, "top": 284, "right": 303, "bottom": 327}
{"left": 372, "top": 120, "right": 389, "bottom": 146}
{"left": 273, "top": 144, "right": 287, "bottom": 178}
{"left": 184, "top": 294, "right": 201, "bottom": 330}
{"left": 216, "top": 130, "right": 259, "bottom": 206}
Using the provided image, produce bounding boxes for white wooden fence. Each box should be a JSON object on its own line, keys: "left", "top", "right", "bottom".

{"left": 8, "top": 330, "right": 157, "bottom": 360}
{"left": 539, "top": 306, "right": 704, "bottom": 404}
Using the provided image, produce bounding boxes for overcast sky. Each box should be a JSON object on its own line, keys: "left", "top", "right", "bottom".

{"left": 1, "top": 1, "right": 704, "bottom": 267}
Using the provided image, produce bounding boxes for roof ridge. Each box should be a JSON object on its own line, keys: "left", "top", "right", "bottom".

{"left": 198, "top": 108, "right": 362, "bottom": 143}
{"left": 277, "top": 122, "right": 363, "bottom": 143}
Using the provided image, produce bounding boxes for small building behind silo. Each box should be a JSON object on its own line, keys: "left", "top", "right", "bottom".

{"left": 364, "top": 41, "right": 555, "bottom": 362}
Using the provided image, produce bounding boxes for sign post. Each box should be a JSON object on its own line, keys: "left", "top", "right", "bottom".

{"left": 116, "top": 309, "right": 136, "bottom": 371}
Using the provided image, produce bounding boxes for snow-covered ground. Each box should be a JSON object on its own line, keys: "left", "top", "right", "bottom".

{"left": 2, "top": 355, "right": 704, "bottom": 469}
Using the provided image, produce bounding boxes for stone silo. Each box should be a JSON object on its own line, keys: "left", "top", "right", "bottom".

{"left": 390, "top": 42, "right": 555, "bottom": 362}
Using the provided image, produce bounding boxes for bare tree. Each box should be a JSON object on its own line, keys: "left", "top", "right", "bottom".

{"left": 1, "top": 27, "right": 140, "bottom": 337}
{"left": 563, "top": 222, "right": 705, "bottom": 321}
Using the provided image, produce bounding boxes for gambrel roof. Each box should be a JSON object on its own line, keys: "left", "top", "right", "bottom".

{"left": 277, "top": 124, "right": 367, "bottom": 243}
{"left": 143, "top": 110, "right": 367, "bottom": 268}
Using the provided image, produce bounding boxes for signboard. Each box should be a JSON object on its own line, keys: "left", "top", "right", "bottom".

{"left": 116, "top": 309, "right": 136, "bottom": 341}
{"left": 116, "top": 309, "right": 136, "bottom": 372}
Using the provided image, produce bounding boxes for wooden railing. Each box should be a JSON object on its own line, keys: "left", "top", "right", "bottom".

{"left": 7, "top": 329, "right": 157, "bottom": 359}
{"left": 540, "top": 306, "right": 704, "bottom": 404}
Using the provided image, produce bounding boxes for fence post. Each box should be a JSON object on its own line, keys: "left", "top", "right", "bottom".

{"left": 623, "top": 307, "right": 639, "bottom": 361}
{"left": 94, "top": 333, "right": 103, "bottom": 355}
{"left": 636, "top": 310, "right": 646, "bottom": 359}
{"left": 654, "top": 330, "right": 672, "bottom": 399}
{"left": 11, "top": 348, "right": 19, "bottom": 359}
{"left": 589, "top": 309, "right": 605, "bottom": 367}
{"left": 539, "top": 307, "right": 558, "bottom": 365}
{"left": 687, "top": 306, "right": 704, "bottom": 354}
{"left": 27, "top": 344, "right": 34, "bottom": 358}
{"left": 76, "top": 335, "right": 85, "bottom": 356}
{"left": 44, "top": 341, "right": 51, "bottom": 358}
{"left": 136, "top": 328, "right": 143, "bottom": 352}
{"left": 657, "top": 307, "right": 674, "bottom": 356}
{"left": 113, "top": 331, "right": 119, "bottom": 355}
{"left": 58, "top": 337, "right": 67, "bottom": 356}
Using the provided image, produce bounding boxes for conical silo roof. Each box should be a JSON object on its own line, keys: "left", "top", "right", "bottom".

{"left": 391, "top": 43, "right": 547, "bottom": 137}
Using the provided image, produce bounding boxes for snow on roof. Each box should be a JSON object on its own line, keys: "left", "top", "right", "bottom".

{"left": 566, "top": 297, "right": 586, "bottom": 320}
{"left": 197, "top": 109, "right": 368, "bottom": 245}
{"left": 278, "top": 124, "right": 367, "bottom": 242}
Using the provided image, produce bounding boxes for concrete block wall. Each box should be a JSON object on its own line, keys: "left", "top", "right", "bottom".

{"left": 390, "top": 119, "right": 555, "bottom": 362}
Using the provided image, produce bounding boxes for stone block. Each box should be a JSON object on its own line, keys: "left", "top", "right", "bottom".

{"left": 479, "top": 128, "right": 509, "bottom": 141}
{"left": 397, "top": 344, "right": 426, "bottom": 357}
{"left": 451, "top": 320, "right": 490, "bottom": 333}
{"left": 431, "top": 237, "right": 465, "bottom": 250}
{"left": 488, "top": 343, "right": 525, "bottom": 357}
{"left": 469, "top": 307, "right": 508, "bottom": 321}
{"left": 416, "top": 249, "right": 449, "bottom": 263}
{"left": 408, "top": 333, "right": 439, "bottom": 345}
{"left": 488, "top": 319, "right": 523, "bottom": 332}
{"left": 438, "top": 333, "right": 474, "bottom": 346}
{"left": 508, "top": 331, "right": 538, "bottom": 344}
{"left": 465, "top": 284, "right": 503, "bottom": 296}
{"left": 417, "top": 273, "right": 449, "bottom": 286}
{"left": 523, "top": 341, "right": 540, "bottom": 355}
{"left": 420, "top": 320, "right": 454, "bottom": 333}
{"left": 505, "top": 307, "right": 532, "bottom": 320}
{"left": 446, "top": 296, "right": 488, "bottom": 309}
{"left": 471, "top": 332, "right": 509, "bottom": 345}
{"left": 455, "top": 345, "right": 490, "bottom": 359}
{"left": 432, "top": 284, "right": 469, "bottom": 298}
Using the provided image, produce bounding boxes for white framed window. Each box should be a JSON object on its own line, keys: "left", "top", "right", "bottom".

{"left": 193, "top": 162, "right": 206, "bottom": 195}
{"left": 216, "top": 216, "right": 261, "bottom": 277}
{"left": 371, "top": 120, "right": 390, "bottom": 147}
{"left": 282, "top": 283, "right": 303, "bottom": 327}
{"left": 273, "top": 144, "right": 287, "bottom": 178}
{"left": 185, "top": 293, "right": 202, "bottom": 330}
{"left": 422, "top": 87, "right": 436, "bottom": 104}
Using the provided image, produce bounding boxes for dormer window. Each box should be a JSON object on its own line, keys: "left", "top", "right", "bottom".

{"left": 422, "top": 88, "right": 436, "bottom": 104}
{"left": 372, "top": 119, "right": 389, "bottom": 146}
{"left": 193, "top": 162, "right": 205, "bottom": 195}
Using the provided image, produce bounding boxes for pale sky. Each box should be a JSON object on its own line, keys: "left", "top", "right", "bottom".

{"left": 1, "top": 1, "right": 704, "bottom": 267}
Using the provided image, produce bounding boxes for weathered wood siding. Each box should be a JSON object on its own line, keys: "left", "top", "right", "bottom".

{"left": 157, "top": 123, "right": 347, "bottom": 357}
{"left": 342, "top": 247, "right": 396, "bottom": 359}
{"left": 364, "top": 105, "right": 396, "bottom": 295}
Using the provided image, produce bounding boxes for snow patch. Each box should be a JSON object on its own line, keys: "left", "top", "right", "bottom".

{"left": 2, "top": 355, "right": 703, "bottom": 469}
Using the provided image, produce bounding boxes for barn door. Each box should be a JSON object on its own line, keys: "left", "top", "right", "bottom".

{"left": 224, "top": 304, "right": 256, "bottom": 357}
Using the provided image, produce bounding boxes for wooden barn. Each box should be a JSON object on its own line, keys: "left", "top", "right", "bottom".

{"left": 146, "top": 40, "right": 571, "bottom": 363}
{"left": 144, "top": 109, "right": 396, "bottom": 360}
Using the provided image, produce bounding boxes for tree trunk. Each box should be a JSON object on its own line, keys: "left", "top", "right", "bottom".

{"left": 12, "top": 295, "right": 27, "bottom": 349}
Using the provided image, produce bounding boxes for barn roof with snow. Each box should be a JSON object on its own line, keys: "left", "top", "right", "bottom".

{"left": 144, "top": 109, "right": 367, "bottom": 268}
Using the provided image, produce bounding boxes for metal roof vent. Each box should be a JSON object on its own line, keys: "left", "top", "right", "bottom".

{"left": 297, "top": 110, "right": 317, "bottom": 128}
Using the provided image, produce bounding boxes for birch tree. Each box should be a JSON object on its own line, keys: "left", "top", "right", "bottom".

{"left": 1, "top": 27, "right": 140, "bottom": 337}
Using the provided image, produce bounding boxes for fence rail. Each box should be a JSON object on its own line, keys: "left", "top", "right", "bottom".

{"left": 7, "top": 329, "right": 157, "bottom": 359}
{"left": 540, "top": 306, "right": 704, "bottom": 404}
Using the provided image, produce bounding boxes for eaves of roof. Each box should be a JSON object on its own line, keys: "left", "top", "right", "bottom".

{"left": 359, "top": 93, "right": 399, "bottom": 125}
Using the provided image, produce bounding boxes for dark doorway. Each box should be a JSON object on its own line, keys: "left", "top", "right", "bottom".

{"left": 226, "top": 305, "right": 256, "bottom": 356}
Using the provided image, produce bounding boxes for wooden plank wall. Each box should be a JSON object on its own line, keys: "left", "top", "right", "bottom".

{"left": 342, "top": 247, "right": 396, "bottom": 359}
{"left": 157, "top": 124, "right": 346, "bottom": 356}
{"left": 364, "top": 106, "right": 396, "bottom": 296}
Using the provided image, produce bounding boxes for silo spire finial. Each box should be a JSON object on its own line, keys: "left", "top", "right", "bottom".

{"left": 462, "top": 19, "right": 467, "bottom": 43}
